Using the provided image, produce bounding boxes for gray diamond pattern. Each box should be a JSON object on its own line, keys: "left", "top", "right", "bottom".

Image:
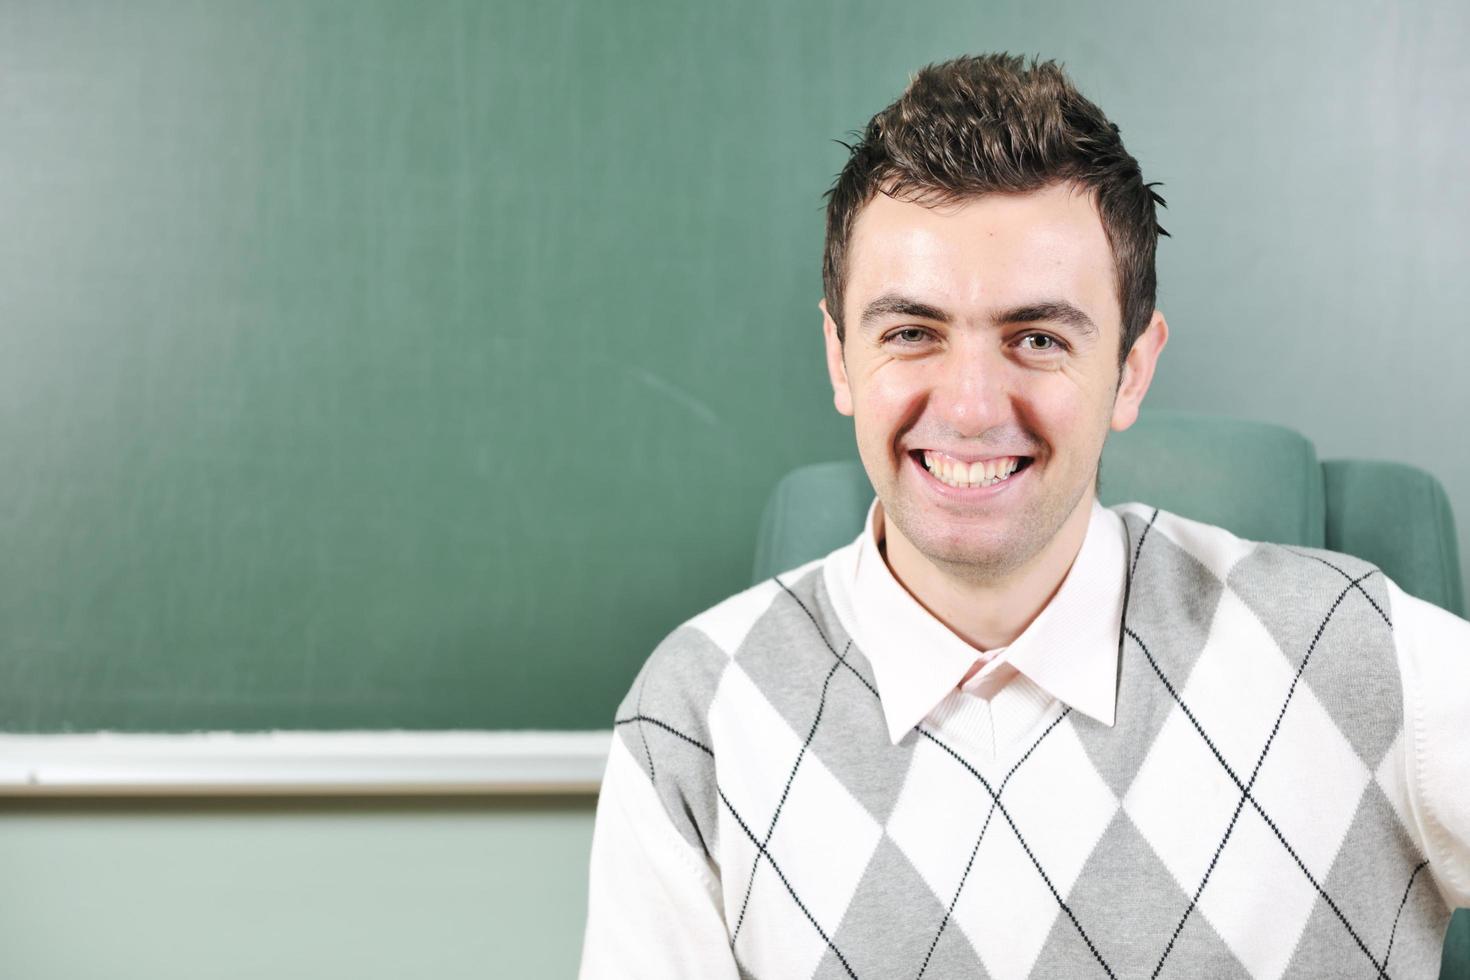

{"left": 814, "top": 835, "right": 991, "bottom": 980}
{"left": 734, "top": 568, "right": 915, "bottom": 826}
{"left": 1229, "top": 543, "right": 1402, "bottom": 770}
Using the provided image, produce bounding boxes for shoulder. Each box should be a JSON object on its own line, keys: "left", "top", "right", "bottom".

{"left": 1384, "top": 576, "right": 1470, "bottom": 731}
{"left": 1384, "top": 577, "right": 1470, "bottom": 644}
{"left": 627, "top": 555, "right": 827, "bottom": 693}
{"left": 1110, "top": 502, "right": 1402, "bottom": 681}
{"left": 606, "top": 556, "right": 833, "bottom": 862}
{"left": 613, "top": 555, "right": 833, "bottom": 736}
{"left": 1109, "top": 503, "right": 1465, "bottom": 634}
{"left": 1110, "top": 501, "right": 1387, "bottom": 595}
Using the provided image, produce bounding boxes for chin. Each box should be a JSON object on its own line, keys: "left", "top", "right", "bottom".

{"left": 917, "top": 524, "right": 1040, "bottom": 581}
{"left": 884, "top": 499, "right": 1043, "bottom": 580}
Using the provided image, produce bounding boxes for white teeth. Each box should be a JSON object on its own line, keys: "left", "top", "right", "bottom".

{"left": 921, "top": 451, "right": 1022, "bottom": 489}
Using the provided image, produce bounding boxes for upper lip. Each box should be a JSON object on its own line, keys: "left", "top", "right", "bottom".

{"left": 912, "top": 448, "right": 1032, "bottom": 464}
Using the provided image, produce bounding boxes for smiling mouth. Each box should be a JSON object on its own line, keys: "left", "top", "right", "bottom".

{"left": 911, "top": 450, "right": 1034, "bottom": 489}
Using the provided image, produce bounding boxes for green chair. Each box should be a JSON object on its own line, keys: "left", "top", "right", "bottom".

{"left": 752, "top": 410, "right": 1467, "bottom": 977}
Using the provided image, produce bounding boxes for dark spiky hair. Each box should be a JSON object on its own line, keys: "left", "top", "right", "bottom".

{"left": 822, "top": 53, "right": 1168, "bottom": 367}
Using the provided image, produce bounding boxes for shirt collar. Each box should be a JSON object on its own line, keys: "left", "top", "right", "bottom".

{"left": 827, "top": 497, "right": 1127, "bottom": 745}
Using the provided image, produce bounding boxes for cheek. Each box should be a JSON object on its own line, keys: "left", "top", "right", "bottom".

{"left": 853, "top": 366, "right": 924, "bottom": 435}
{"left": 1017, "top": 373, "right": 1114, "bottom": 449}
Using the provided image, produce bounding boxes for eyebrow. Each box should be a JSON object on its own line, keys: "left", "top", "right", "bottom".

{"left": 858, "top": 293, "right": 1099, "bottom": 338}
{"left": 996, "top": 301, "right": 1099, "bottom": 338}
{"left": 859, "top": 294, "right": 953, "bottom": 333}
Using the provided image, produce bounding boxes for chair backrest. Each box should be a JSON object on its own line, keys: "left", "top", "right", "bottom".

{"left": 752, "top": 411, "right": 1464, "bottom": 617}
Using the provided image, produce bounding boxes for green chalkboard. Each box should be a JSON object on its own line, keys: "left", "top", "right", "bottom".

{"left": 8, "top": 1, "right": 1468, "bottom": 735}
{"left": 0, "top": 1, "right": 876, "bottom": 732}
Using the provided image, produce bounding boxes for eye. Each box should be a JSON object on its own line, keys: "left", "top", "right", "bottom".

{"left": 885, "top": 327, "right": 933, "bottom": 347}
{"left": 1019, "top": 332, "right": 1065, "bottom": 352}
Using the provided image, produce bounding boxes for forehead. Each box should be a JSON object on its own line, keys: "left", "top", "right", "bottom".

{"left": 845, "top": 183, "right": 1119, "bottom": 331}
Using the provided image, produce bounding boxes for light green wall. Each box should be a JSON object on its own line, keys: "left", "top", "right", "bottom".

{"left": 1098, "top": 0, "right": 1470, "bottom": 608}
{"left": 0, "top": 796, "right": 596, "bottom": 980}
{"left": 3, "top": 799, "right": 1464, "bottom": 978}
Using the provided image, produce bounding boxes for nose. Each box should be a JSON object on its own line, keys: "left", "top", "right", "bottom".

{"left": 930, "top": 336, "right": 1010, "bottom": 438}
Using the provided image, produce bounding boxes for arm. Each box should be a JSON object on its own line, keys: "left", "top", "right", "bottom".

{"left": 579, "top": 734, "right": 741, "bottom": 980}
{"left": 1389, "top": 579, "right": 1470, "bottom": 908}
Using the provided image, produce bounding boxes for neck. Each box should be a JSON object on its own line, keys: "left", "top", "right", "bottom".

{"left": 878, "top": 493, "right": 1096, "bottom": 652}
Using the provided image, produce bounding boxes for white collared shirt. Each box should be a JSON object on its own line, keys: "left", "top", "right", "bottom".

{"left": 825, "top": 497, "right": 1127, "bottom": 759}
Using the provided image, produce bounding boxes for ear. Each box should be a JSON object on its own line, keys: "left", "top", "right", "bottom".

{"left": 821, "top": 299, "right": 854, "bottom": 417}
{"left": 1110, "top": 311, "right": 1168, "bottom": 431}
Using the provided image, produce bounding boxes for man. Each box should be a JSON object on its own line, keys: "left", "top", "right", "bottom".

{"left": 580, "top": 54, "right": 1469, "bottom": 979}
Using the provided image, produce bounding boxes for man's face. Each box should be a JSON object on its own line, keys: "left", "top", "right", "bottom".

{"left": 822, "top": 182, "right": 1164, "bottom": 583}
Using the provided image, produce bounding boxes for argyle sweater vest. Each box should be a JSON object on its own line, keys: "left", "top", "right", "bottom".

{"left": 612, "top": 506, "right": 1453, "bottom": 979}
